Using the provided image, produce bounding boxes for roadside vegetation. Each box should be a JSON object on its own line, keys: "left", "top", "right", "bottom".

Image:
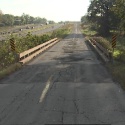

{"left": 82, "top": 25, "right": 125, "bottom": 89}
{"left": 0, "top": 24, "right": 72, "bottom": 79}
{"left": 0, "top": 10, "right": 54, "bottom": 26}
{"left": 81, "top": 0, "right": 125, "bottom": 89}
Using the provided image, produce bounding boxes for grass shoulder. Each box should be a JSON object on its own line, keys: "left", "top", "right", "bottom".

{"left": 81, "top": 24, "right": 125, "bottom": 89}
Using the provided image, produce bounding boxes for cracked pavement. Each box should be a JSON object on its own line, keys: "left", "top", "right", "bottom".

{"left": 0, "top": 23, "right": 125, "bottom": 125}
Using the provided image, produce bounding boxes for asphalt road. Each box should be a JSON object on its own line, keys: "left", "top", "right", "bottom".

{"left": 0, "top": 23, "right": 125, "bottom": 125}
{"left": 32, "top": 24, "right": 63, "bottom": 35}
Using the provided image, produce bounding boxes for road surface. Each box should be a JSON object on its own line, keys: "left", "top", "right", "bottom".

{"left": 0, "top": 23, "right": 125, "bottom": 125}
{"left": 32, "top": 24, "right": 63, "bottom": 35}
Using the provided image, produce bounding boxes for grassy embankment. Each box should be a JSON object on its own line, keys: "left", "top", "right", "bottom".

{"left": 81, "top": 24, "right": 125, "bottom": 89}
{"left": 0, "top": 24, "right": 72, "bottom": 79}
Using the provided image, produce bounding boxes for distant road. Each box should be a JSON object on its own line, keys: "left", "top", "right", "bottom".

{"left": 0, "top": 24, "right": 63, "bottom": 41}
{"left": 32, "top": 24, "right": 63, "bottom": 35}
{"left": 0, "top": 23, "right": 125, "bottom": 125}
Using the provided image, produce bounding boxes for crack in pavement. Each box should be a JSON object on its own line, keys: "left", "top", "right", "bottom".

{"left": 0, "top": 84, "right": 36, "bottom": 122}
{"left": 43, "top": 109, "right": 84, "bottom": 115}
{"left": 73, "top": 100, "right": 79, "bottom": 114}
{"left": 61, "top": 111, "right": 64, "bottom": 124}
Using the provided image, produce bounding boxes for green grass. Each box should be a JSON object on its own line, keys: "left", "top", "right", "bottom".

{"left": 106, "top": 62, "right": 125, "bottom": 89}
{"left": 0, "top": 63, "right": 22, "bottom": 79}
{"left": 82, "top": 25, "right": 97, "bottom": 37}
{"left": 105, "top": 36, "right": 125, "bottom": 63}
{"left": 82, "top": 29, "right": 97, "bottom": 36}
{"left": 105, "top": 36, "right": 125, "bottom": 89}
{"left": 113, "top": 50, "right": 121, "bottom": 57}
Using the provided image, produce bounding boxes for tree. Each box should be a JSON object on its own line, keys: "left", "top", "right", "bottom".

{"left": 112, "top": 0, "right": 125, "bottom": 31}
{"left": 0, "top": 9, "right": 3, "bottom": 23}
{"left": 34, "top": 17, "right": 47, "bottom": 24}
{"left": 48, "top": 20, "right": 55, "bottom": 24}
{"left": 21, "top": 13, "right": 30, "bottom": 24}
{"left": 29, "top": 16, "right": 35, "bottom": 24}
{"left": 0, "top": 10, "right": 2, "bottom": 15}
{"left": 2, "top": 14, "right": 14, "bottom": 26}
{"left": 87, "top": 0, "right": 116, "bottom": 36}
{"left": 14, "top": 16, "right": 21, "bottom": 25}
{"left": 0, "top": 12, "right": 49, "bottom": 26}
{"left": 81, "top": 15, "right": 88, "bottom": 23}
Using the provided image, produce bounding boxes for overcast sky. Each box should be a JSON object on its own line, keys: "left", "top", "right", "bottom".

{"left": 0, "top": 0, "right": 90, "bottom": 22}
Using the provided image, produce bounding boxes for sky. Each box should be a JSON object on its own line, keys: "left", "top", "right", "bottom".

{"left": 0, "top": 0, "right": 90, "bottom": 22}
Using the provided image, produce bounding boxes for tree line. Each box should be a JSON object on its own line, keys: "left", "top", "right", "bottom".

{"left": 0, "top": 10, "right": 55, "bottom": 26}
{"left": 81, "top": 0, "right": 125, "bottom": 36}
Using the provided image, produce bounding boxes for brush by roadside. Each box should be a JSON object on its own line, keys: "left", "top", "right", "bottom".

{"left": 0, "top": 63, "right": 22, "bottom": 80}
{"left": 82, "top": 24, "right": 125, "bottom": 90}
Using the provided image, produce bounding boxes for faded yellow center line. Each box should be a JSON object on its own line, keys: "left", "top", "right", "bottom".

{"left": 39, "top": 76, "right": 53, "bottom": 103}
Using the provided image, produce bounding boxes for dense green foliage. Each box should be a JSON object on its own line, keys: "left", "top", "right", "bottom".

{"left": 87, "top": 0, "right": 117, "bottom": 36}
{"left": 81, "top": 16, "right": 88, "bottom": 24}
{"left": 82, "top": 0, "right": 125, "bottom": 36}
{"left": 112, "top": 0, "right": 125, "bottom": 31}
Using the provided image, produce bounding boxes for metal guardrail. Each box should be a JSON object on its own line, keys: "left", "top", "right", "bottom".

{"left": 89, "top": 39, "right": 112, "bottom": 62}
{"left": 92, "top": 39, "right": 111, "bottom": 57}
{"left": 19, "top": 38, "right": 59, "bottom": 64}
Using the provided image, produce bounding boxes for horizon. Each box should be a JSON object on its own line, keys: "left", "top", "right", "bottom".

{"left": 0, "top": 0, "right": 90, "bottom": 22}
